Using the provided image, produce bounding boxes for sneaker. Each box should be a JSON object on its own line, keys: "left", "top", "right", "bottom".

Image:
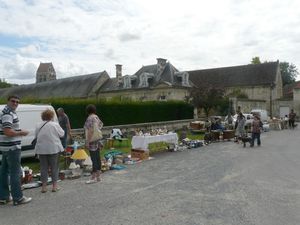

{"left": 85, "top": 179, "right": 97, "bottom": 184}
{"left": 13, "top": 196, "right": 32, "bottom": 206}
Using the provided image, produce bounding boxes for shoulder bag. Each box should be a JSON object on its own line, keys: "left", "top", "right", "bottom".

{"left": 91, "top": 123, "right": 103, "bottom": 142}
{"left": 31, "top": 121, "right": 49, "bottom": 147}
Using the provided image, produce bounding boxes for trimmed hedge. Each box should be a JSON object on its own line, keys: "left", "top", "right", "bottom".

{"left": 0, "top": 98, "right": 193, "bottom": 128}
{"left": 51, "top": 99, "right": 194, "bottom": 128}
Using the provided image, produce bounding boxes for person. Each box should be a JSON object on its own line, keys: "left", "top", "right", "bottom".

{"left": 250, "top": 115, "right": 263, "bottom": 147}
{"left": 34, "top": 109, "right": 64, "bottom": 193}
{"left": 211, "top": 118, "right": 224, "bottom": 131}
{"left": 283, "top": 115, "right": 289, "bottom": 129}
{"left": 235, "top": 112, "right": 246, "bottom": 143}
{"left": 288, "top": 109, "right": 296, "bottom": 129}
{"left": 84, "top": 104, "right": 103, "bottom": 184}
{"left": 57, "top": 108, "right": 72, "bottom": 149}
{"left": 0, "top": 95, "right": 32, "bottom": 206}
{"left": 111, "top": 128, "right": 123, "bottom": 140}
{"left": 225, "top": 113, "right": 233, "bottom": 129}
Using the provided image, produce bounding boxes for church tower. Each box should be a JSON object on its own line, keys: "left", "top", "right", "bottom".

{"left": 36, "top": 62, "right": 56, "bottom": 83}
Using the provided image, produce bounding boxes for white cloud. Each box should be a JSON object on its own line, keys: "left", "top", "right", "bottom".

{"left": 2, "top": 54, "right": 37, "bottom": 81}
{"left": 118, "top": 32, "right": 141, "bottom": 42}
{"left": 19, "top": 44, "right": 41, "bottom": 56}
{"left": 0, "top": 0, "right": 300, "bottom": 84}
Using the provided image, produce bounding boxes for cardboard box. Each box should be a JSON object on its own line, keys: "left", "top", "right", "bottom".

{"left": 223, "top": 130, "right": 235, "bottom": 140}
{"left": 190, "top": 121, "right": 204, "bottom": 130}
{"left": 131, "top": 149, "right": 149, "bottom": 160}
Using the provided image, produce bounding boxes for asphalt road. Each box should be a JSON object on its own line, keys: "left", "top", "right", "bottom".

{"left": 1, "top": 128, "right": 300, "bottom": 225}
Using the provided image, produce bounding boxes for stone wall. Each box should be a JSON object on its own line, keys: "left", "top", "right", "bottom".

{"left": 99, "top": 87, "right": 189, "bottom": 101}
{"left": 71, "top": 119, "right": 195, "bottom": 139}
{"left": 226, "top": 86, "right": 270, "bottom": 101}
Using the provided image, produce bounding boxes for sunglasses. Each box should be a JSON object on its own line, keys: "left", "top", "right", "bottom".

{"left": 10, "top": 99, "right": 20, "bottom": 104}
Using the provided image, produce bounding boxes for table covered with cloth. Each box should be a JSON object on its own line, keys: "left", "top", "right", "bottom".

{"left": 131, "top": 133, "right": 178, "bottom": 151}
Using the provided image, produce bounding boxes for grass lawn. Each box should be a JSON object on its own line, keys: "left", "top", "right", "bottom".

{"left": 21, "top": 130, "right": 204, "bottom": 173}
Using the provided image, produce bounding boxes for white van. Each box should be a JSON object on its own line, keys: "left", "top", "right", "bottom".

{"left": 250, "top": 109, "right": 269, "bottom": 122}
{"left": 0, "top": 104, "right": 58, "bottom": 159}
{"left": 231, "top": 113, "right": 254, "bottom": 127}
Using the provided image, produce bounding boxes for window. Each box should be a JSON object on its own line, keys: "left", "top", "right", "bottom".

{"left": 158, "top": 95, "right": 166, "bottom": 101}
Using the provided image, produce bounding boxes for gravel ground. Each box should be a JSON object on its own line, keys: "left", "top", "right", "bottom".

{"left": 1, "top": 127, "right": 300, "bottom": 225}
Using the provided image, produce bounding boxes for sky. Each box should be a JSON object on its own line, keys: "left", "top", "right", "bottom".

{"left": 1, "top": 0, "right": 300, "bottom": 84}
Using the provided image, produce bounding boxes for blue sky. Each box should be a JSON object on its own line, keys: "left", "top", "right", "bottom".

{"left": 1, "top": 0, "right": 300, "bottom": 84}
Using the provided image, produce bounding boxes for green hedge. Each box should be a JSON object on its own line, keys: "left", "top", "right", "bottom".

{"left": 51, "top": 99, "right": 193, "bottom": 128}
{"left": 0, "top": 98, "right": 193, "bottom": 128}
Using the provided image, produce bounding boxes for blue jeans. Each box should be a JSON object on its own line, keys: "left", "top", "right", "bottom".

{"left": 0, "top": 149, "right": 23, "bottom": 201}
{"left": 251, "top": 133, "right": 261, "bottom": 146}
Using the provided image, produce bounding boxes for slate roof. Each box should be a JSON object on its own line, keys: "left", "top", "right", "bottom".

{"left": 99, "top": 62, "right": 188, "bottom": 92}
{"left": 0, "top": 71, "right": 109, "bottom": 99}
{"left": 36, "top": 62, "right": 54, "bottom": 73}
{"left": 188, "top": 62, "right": 279, "bottom": 88}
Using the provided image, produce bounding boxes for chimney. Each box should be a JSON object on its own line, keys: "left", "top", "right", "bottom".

{"left": 116, "top": 64, "right": 122, "bottom": 78}
{"left": 116, "top": 64, "right": 122, "bottom": 84}
{"left": 156, "top": 58, "right": 167, "bottom": 76}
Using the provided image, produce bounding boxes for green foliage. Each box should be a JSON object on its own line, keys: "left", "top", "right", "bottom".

{"left": 216, "top": 97, "right": 230, "bottom": 116}
{"left": 190, "top": 85, "right": 227, "bottom": 117}
{"left": 5, "top": 98, "right": 193, "bottom": 128}
{"left": 251, "top": 56, "right": 261, "bottom": 64}
{"left": 0, "top": 79, "right": 12, "bottom": 88}
{"left": 279, "top": 62, "right": 298, "bottom": 85}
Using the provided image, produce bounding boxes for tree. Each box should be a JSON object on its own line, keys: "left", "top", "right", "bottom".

{"left": 279, "top": 62, "right": 298, "bottom": 85}
{"left": 189, "top": 84, "right": 227, "bottom": 117}
{"left": 250, "top": 57, "right": 299, "bottom": 86}
{"left": 251, "top": 56, "right": 261, "bottom": 64}
{"left": 0, "top": 79, "right": 12, "bottom": 88}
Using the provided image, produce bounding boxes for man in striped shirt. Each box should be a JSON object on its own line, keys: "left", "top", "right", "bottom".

{"left": 0, "top": 95, "right": 32, "bottom": 206}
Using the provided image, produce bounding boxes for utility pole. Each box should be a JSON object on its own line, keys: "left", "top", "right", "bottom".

{"left": 270, "top": 82, "right": 275, "bottom": 118}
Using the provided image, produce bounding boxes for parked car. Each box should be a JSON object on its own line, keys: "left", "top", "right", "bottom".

{"left": 0, "top": 104, "right": 58, "bottom": 160}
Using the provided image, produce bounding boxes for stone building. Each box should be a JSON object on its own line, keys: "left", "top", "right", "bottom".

{"left": 98, "top": 58, "right": 191, "bottom": 101}
{"left": 188, "top": 61, "right": 283, "bottom": 116}
{"left": 0, "top": 58, "right": 288, "bottom": 117}
{"left": 36, "top": 62, "right": 56, "bottom": 83}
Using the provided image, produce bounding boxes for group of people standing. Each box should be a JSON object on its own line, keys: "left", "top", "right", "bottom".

{"left": 235, "top": 108, "right": 297, "bottom": 147}
{"left": 0, "top": 95, "right": 104, "bottom": 206}
{"left": 235, "top": 112, "right": 262, "bottom": 147}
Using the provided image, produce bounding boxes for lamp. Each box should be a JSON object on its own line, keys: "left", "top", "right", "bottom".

{"left": 71, "top": 149, "right": 88, "bottom": 160}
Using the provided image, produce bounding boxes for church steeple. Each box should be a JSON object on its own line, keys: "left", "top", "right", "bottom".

{"left": 36, "top": 62, "right": 56, "bottom": 83}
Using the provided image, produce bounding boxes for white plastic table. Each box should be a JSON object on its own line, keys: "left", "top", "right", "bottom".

{"left": 131, "top": 133, "right": 178, "bottom": 151}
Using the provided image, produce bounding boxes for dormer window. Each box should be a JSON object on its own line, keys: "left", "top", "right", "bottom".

{"left": 182, "top": 72, "right": 189, "bottom": 86}
{"left": 139, "top": 72, "right": 154, "bottom": 87}
{"left": 123, "top": 75, "right": 132, "bottom": 88}
{"left": 175, "top": 72, "right": 189, "bottom": 86}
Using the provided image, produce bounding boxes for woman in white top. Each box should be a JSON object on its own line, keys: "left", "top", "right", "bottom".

{"left": 34, "top": 109, "right": 64, "bottom": 193}
{"left": 235, "top": 112, "right": 246, "bottom": 143}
